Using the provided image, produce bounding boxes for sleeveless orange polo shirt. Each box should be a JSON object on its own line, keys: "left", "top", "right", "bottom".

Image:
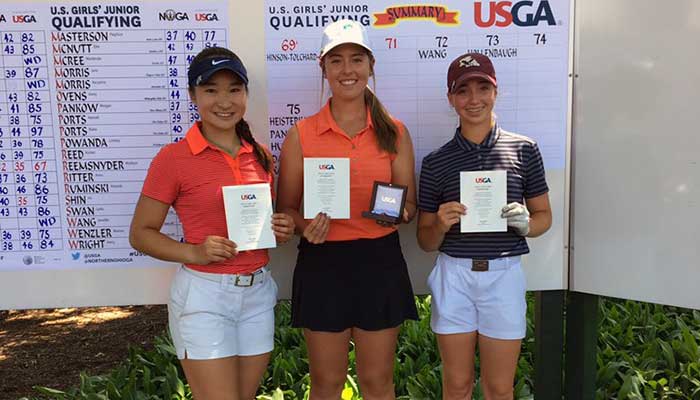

{"left": 297, "top": 101, "right": 402, "bottom": 241}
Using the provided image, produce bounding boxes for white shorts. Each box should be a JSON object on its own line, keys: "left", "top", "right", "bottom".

{"left": 168, "top": 265, "right": 278, "bottom": 360}
{"left": 427, "top": 253, "right": 526, "bottom": 340}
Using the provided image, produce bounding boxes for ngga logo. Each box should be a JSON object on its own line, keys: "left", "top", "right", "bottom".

{"left": 240, "top": 194, "right": 257, "bottom": 200}
{"left": 475, "top": 177, "right": 492, "bottom": 183}
{"left": 318, "top": 164, "right": 335, "bottom": 170}
{"left": 159, "top": 9, "right": 188, "bottom": 21}
{"left": 474, "top": 1, "right": 556, "bottom": 28}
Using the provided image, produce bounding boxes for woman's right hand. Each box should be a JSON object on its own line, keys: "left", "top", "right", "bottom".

{"left": 436, "top": 202, "right": 467, "bottom": 233}
{"left": 303, "top": 213, "right": 330, "bottom": 244}
{"left": 188, "top": 235, "right": 238, "bottom": 265}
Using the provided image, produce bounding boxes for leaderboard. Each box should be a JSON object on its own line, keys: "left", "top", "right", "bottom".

{"left": 264, "top": 0, "right": 571, "bottom": 173}
{"left": 0, "top": 1, "right": 228, "bottom": 270}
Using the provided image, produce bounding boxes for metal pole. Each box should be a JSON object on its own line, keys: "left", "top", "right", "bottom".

{"left": 564, "top": 291, "right": 599, "bottom": 400}
{"left": 534, "top": 290, "right": 565, "bottom": 399}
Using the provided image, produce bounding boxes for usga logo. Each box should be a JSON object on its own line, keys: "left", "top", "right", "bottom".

{"left": 240, "top": 194, "right": 257, "bottom": 200}
{"left": 195, "top": 13, "right": 219, "bottom": 21}
{"left": 13, "top": 14, "right": 37, "bottom": 23}
{"left": 475, "top": 177, "right": 492, "bottom": 183}
{"left": 318, "top": 164, "right": 335, "bottom": 170}
{"left": 474, "top": 1, "right": 556, "bottom": 28}
{"left": 381, "top": 196, "right": 397, "bottom": 204}
{"left": 159, "top": 9, "right": 189, "bottom": 21}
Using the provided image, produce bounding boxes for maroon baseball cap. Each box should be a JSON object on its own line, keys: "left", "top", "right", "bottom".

{"left": 447, "top": 53, "right": 497, "bottom": 93}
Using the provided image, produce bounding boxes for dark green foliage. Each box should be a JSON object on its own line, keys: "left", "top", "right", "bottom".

{"left": 23, "top": 297, "right": 700, "bottom": 400}
{"left": 596, "top": 299, "right": 700, "bottom": 399}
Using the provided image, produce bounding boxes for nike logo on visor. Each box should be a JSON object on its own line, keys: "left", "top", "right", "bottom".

{"left": 211, "top": 59, "right": 229, "bottom": 66}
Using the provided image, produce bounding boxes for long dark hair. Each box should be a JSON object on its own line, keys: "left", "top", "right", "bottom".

{"left": 364, "top": 76, "right": 398, "bottom": 154}
{"left": 320, "top": 51, "right": 399, "bottom": 154}
{"left": 189, "top": 47, "right": 272, "bottom": 173}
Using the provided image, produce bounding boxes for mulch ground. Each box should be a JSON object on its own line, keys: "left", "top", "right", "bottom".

{"left": 0, "top": 305, "right": 168, "bottom": 400}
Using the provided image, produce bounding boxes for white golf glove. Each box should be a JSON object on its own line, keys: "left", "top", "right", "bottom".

{"left": 501, "top": 202, "right": 530, "bottom": 236}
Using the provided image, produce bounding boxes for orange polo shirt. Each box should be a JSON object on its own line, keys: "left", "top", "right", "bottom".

{"left": 141, "top": 122, "right": 273, "bottom": 274}
{"left": 297, "top": 100, "right": 402, "bottom": 241}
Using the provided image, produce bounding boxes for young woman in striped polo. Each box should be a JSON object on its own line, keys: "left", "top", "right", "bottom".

{"left": 417, "top": 52, "right": 552, "bottom": 400}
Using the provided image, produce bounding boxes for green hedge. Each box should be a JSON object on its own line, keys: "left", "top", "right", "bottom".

{"left": 24, "top": 296, "right": 700, "bottom": 400}
{"left": 596, "top": 300, "right": 700, "bottom": 399}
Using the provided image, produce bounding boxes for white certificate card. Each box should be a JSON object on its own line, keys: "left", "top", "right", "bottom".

{"left": 460, "top": 170, "right": 508, "bottom": 233}
{"left": 222, "top": 183, "right": 276, "bottom": 251}
{"left": 303, "top": 158, "right": 350, "bottom": 219}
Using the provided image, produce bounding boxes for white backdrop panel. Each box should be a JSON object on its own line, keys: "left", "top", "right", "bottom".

{"left": 571, "top": 0, "right": 700, "bottom": 309}
{"left": 1, "top": 0, "right": 570, "bottom": 309}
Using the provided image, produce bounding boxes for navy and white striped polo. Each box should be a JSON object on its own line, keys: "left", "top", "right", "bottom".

{"left": 418, "top": 123, "right": 549, "bottom": 259}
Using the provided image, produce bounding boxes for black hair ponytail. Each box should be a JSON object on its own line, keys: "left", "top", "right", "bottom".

{"left": 236, "top": 119, "right": 272, "bottom": 173}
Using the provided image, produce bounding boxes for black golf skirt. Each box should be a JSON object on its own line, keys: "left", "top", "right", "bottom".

{"left": 291, "top": 231, "right": 418, "bottom": 332}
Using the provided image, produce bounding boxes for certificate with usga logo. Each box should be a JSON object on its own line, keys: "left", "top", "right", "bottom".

{"left": 303, "top": 158, "right": 350, "bottom": 219}
{"left": 222, "top": 183, "right": 276, "bottom": 251}
{"left": 460, "top": 170, "right": 507, "bottom": 233}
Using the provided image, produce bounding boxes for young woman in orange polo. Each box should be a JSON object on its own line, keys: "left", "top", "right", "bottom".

{"left": 130, "top": 47, "right": 294, "bottom": 400}
{"left": 276, "top": 20, "right": 418, "bottom": 400}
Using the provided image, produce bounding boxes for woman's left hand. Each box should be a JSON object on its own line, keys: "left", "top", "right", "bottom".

{"left": 272, "top": 213, "right": 295, "bottom": 244}
{"left": 501, "top": 202, "right": 530, "bottom": 236}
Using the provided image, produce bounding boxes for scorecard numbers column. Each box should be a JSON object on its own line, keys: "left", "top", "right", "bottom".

{"left": 4, "top": 31, "right": 34, "bottom": 255}
{"left": 25, "top": 30, "right": 61, "bottom": 254}
{"left": 165, "top": 28, "right": 186, "bottom": 242}
{"left": 0, "top": 33, "right": 18, "bottom": 253}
